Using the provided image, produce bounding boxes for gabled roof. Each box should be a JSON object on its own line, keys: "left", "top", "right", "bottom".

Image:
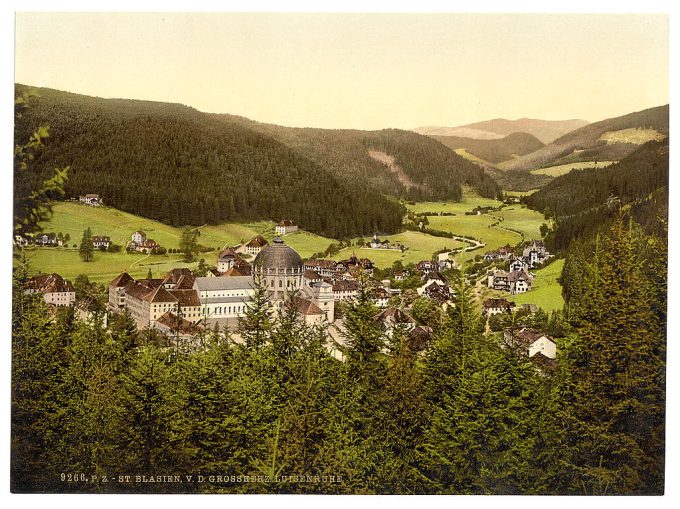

{"left": 304, "top": 269, "right": 322, "bottom": 279}
{"left": 220, "top": 266, "right": 250, "bottom": 277}
{"left": 156, "top": 312, "right": 203, "bottom": 335}
{"left": 163, "top": 268, "right": 194, "bottom": 286}
{"left": 288, "top": 297, "right": 323, "bottom": 315}
{"left": 506, "top": 327, "right": 549, "bottom": 345}
{"left": 123, "top": 281, "right": 154, "bottom": 301}
{"left": 218, "top": 247, "right": 239, "bottom": 260}
{"left": 373, "top": 287, "right": 390, "bottom": 299}
{"left": 332, "top": 280, "right": 359, "bottom": 292}
{"left": 27, "top": 273, "right": 74, "bottom": 293}
{"left": 110, "top": 272, "right": 134, "bottom": 288}
{"left": 373, "top": 307, "right": 416, "bottom": 325}
{"left": 483, "top": 298, "right": 515, "bottom": 309}
{"left": 143, "top": 285, "right": 178, "bottom": 303}
{"left": 174, "top": 274, "right": 196, "bottom": 289}
{"left": 246, "top": 235, "right": 268, "bottom": 248}
{"left": 168, "top": 289, "right": 201, "bottom": 307}
{"left": 277, "top": 219, "right": 297, "bottom": 227}
{"left": 507, "top": 269, "right": 532, "bottom": 282}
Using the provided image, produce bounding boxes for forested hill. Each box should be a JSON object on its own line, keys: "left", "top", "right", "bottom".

{"left": 526, "top": 139, "right": 668, "bottom": 249}
{"left": 15, "top": 85, "right": 404, "bottom": 238}
{"left": 501, "top": 105, "right": 669, "bottom": 172}
{"left": 210, "top": 115, "right": 501, "bottom": 201}
{"left": 431, "top": 132, "right": 545, "bottom": 164}
{"left": 15, "top": 84, "right": 500, "bottom": 237}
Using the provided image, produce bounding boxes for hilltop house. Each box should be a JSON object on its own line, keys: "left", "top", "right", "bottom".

{"left": 128, "top": 231, "right": 160, "bottom": 253}
{"left": 216, "top": 247, "right": 251, "bottom": 274}
{"left": 79, "top": 194, "right": 102, "bottom": 206}
{"left": 275, "top": 219, "right": 298, "bottom": 235}
{"left": 25, "top": 273, "right": 76, "bottom": 308}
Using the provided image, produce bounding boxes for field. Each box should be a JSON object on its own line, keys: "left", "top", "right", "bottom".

{"left": 21, "top": 247, "right": 199, "bottom": 285}
{"left": 530, "top": 160, "right": 614, "bottom": 177}
{"left": 491, "top": 206, "right": 546, "bottom": 239}
{"left": 479, "top": 258, "right": 565, "bottom": 314}
{"left": 426, "top": 215, "right": 521, "bottom": 264}
{"left": 406, "top": 188, "right": 504, "bottom": 215}
{"left": 29, "top": 203, "right": 336, "bottom": 283}
{"left": 504, "top": 189, "right": 539, "bottom": 197}
{"left": 331, "top": 231, "right": 467, "bottom": 268}
{"left": 510, "top": 259, "right": 565, "bottom": 313}
{"left": 454, "top": 148, "right": 489, "bottom": 165}
{"left": 598, "top": 128, "right": 666, "bottom": 145}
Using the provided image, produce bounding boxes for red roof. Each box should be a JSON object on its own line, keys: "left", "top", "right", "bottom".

{"left": 27, "top": 273, "right": 74, "bottom": 293}
{"left": 277, "top": 219, "right": 297, "bottom": 227}
{"left": 110, "top": 272, "right": 134, "bottom": 288}
{"left": 246, "top": 235, "right": 268, "bottom": 248}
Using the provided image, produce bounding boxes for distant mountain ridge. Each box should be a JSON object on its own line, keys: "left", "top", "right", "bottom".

{"left": 431, "top": 132, "right": 545, "bottom": 165}
{"left": 500, "top": 105, "right": 669, "bottom": 172}
{"left": 413, "top": 118, "right": 589, "bottom": 144}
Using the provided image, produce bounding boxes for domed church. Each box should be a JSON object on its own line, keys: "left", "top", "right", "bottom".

{"left": 253, "top": 237, "right": 304, "bottom": 300}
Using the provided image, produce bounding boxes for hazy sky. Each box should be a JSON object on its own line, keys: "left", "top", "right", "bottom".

{"left": 15, "top": 12, "right": 668, "bottom": 129}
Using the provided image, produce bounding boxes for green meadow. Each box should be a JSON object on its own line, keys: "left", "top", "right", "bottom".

{"left": 331, "top": 231, "right": 467, "bottom": 268}
{"left": 530, "top": 161, "right": 614, "bottom": 177}
{"left": 406, "top": 187, "right": 504, "bottom": 215}
{"left": 510, "top": 259, "right": 565, "bottom": 313}
{"left": 491, "top": 206, "right": 546, "bottom": 239}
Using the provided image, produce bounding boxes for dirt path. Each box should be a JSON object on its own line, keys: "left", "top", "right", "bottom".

{"left": 368, "top": 149, "right": 424, "bottom": 191}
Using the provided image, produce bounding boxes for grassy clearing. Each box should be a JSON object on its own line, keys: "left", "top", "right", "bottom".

{"left": 598, "top": 128, "right": 666, "bottom": 145}
{"left": 330, "top": 231, "right": 467, "bottom": 268}
{"left": 406, "top": 188, "right": 504, "bottom": 215}
{"left": 492, "top": 206, "right": 546, "bottom": 239}
{"left": 280, "top": 230, "right": 336, "bottom": 258}
{"left": 530, "top": 161, "right": 614, "bottom": 177}
{"left": 511, "top": 259, "right": 565, "bottom": 313}
{"left": 454, "top": 148, "right": 490, "bottom": 165}
{"left": 21, "top": 247, "right": 200, "bottom": 285}
{"left": 504, "top": 189, "right": 539, "bottom": 197}
{"left": 31, "top": 203, "right": 337, "bottom": 282}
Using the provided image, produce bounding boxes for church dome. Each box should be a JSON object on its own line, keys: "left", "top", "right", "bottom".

{"left": 253, "top": 237, "right": 303, "bottom": 272}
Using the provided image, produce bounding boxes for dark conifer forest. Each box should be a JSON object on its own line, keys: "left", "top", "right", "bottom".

{"left": 14, "top": 85, "right": 499, "bottom": 238}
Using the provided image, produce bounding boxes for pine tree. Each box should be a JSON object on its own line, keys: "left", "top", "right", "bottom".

{"left": 559, "top": 217, "right": 665, "bottom": 494}
{"left": 79, "top": 227, "right": 94, "bottom": 262}
{"left": 237, "top": 272, "right": 272, "bottom": 350}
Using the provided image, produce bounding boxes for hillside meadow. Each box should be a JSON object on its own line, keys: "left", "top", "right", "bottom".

{"left": 530, "top": 161, "right": 615, "bottom": 177}
{"left": 480, "top": 258, "right": 565, "bottom": 314}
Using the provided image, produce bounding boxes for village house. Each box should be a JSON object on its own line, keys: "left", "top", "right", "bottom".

{"left": 342, "top": 253, "right": 374, "bottom": 275}
{"left": 155, "top": 312, "right": 204, "bottom": 343}
{"left": 332, "top": 279, "right": 359, "bottom": 301}
{"left": 483, "top": 246, "right": 515, "bottom": 262}
{"left": 163, "top": 268, "right": 195, "bottom": 289}
{"left": 92, "top": 235, "right": 111, "bottom": 250}
{"left": 128, "top": 231, "right": 160, "bottom": 253}
{"left": 423, "top": 282, "right": 453, "bottom": 305}
{"left": 245, "top": 235, "right": 269, "bottom": 256}
{"left": 416, "top": 260, "right": 437, "bottom": 274}
{"left": 34, "top": 232, "right": 59, "bottom": 247}
{"left": 216, "top": 247, "right": 251, "bottom": 274}
{"left": 372, "top": 287, "right": 391, "bottom": 308}
{"left": 75, "top": 297, "right": 108, "bottom": 326}
{"left": 373, "top": 307, "right": 416, "bottom": 336}
{"left": 482, "top": 298, "right": 516, "bottom": 316}
{"left": 303, "top": 269, "right": 323, "bottom": 286}
{"left": 507, "top": 269, "right": 533, "bottom": 294}
{"left": 275, "top": 219, "right": 298, "bottom": 236}
{"left": 25, "top": 273, "right": 76, "bottom": 307}
{"left": 409, "top": 325, "right": 433, "bottom": 352}
{"left": 392, "top": 269, "right": 410, "bottom": 281}
{"left": 509, "top": 258, "right": 528, "bottom": 273}
{"left": 304, "top": 259, "right": 340, "bottom": 278}
{"left": 369, "top": 234, "right": 390, "bottom": 249}
{"left": 487, "top": 269, "right": 509, "bottom": 292}
{"left": 79, "top": 194, "right": 102, "bottom": 206}
{"left": 503, "top": 327, "right": 557, "bottom": 371}
{"left": 522, "top": 240, "right": 550, "bottom": 268}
